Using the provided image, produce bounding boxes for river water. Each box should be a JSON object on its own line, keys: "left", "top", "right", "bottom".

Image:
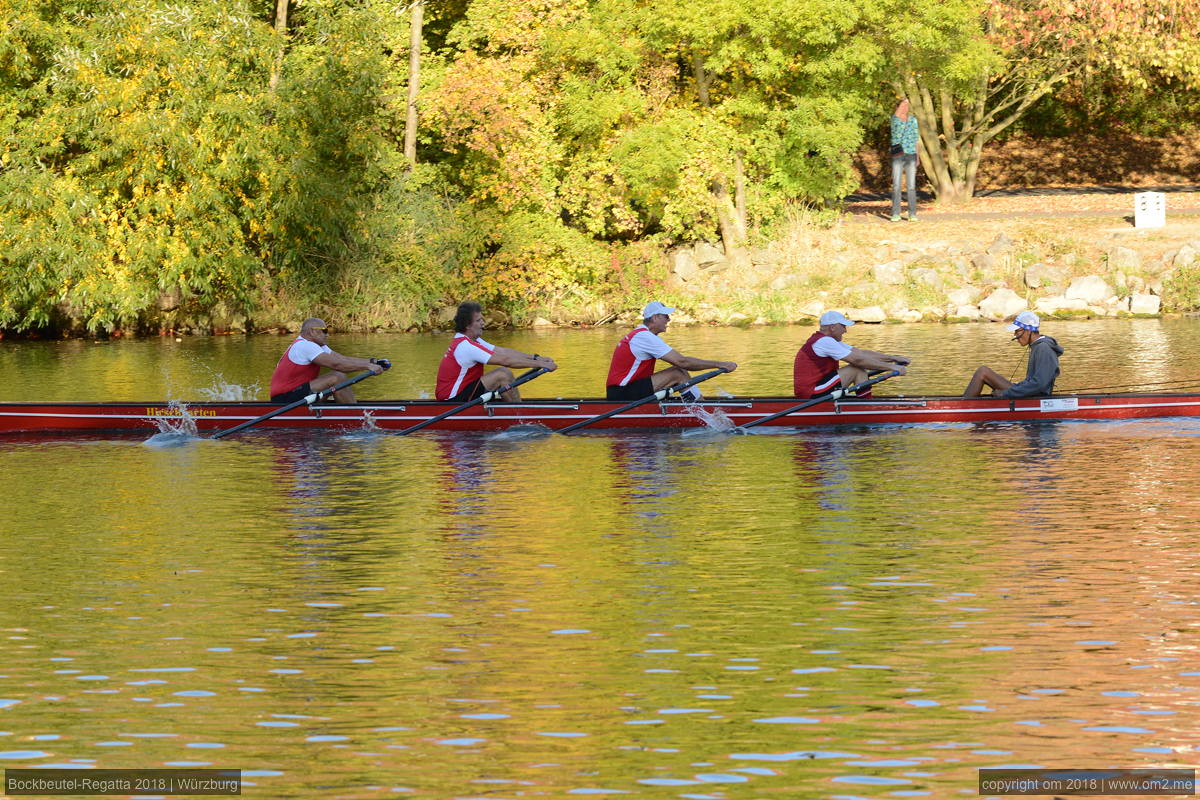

{"left": 2, "top": 320, "right": 1200, "bottom": 798}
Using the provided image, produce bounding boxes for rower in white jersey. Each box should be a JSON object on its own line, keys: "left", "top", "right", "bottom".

{"left": 605, "top": 301, "right": 737, "bottom": 401}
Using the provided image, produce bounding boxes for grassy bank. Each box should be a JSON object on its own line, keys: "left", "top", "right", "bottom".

{"left": 8, "top": 204, "right": 1200, "bottom": 340}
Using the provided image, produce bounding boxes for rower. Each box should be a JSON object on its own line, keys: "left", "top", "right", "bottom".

{"left": 963, "top": 311, "right": 1063, "bottom": 398}
{"left": 794, "top": 311, "right": 909, "bottom": 398}
{"left": 605, "top": 301, "right": 737, "bottom": 401}
{"left": 436, "top": 302, "right": 557, "bottom": 402}
{"left": 270, "top": 318, "right": 386, "bottom": 404}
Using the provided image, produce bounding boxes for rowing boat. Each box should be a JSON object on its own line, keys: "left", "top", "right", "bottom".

{"left": 3, "top": 392, "right": 1200, "bottom": 434}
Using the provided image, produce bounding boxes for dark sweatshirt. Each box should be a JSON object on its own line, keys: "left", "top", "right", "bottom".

{"left": 999, "top": 335, "right": 1064, "bottom": 398}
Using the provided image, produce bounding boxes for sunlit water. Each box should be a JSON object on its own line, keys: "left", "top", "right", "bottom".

{"left": 2, "top": 320, "right": 1200, "bottom": 798}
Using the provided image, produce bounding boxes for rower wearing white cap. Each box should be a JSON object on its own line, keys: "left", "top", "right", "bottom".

{"left": 963, "top": 310, "right": 1063, "bottom": 398}
{"left": 605, "top": 301, "right": 738, "bottom": 401}
{"left": 793, "top": 310, "right": 910, "bottom": 398}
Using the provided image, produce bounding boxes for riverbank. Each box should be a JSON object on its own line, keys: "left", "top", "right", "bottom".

{"left": 225, "top": 195, "right": 1200, "bottom": 334}
{"left": 656, "top": 198, "right": 1200, "bottom": 328}
{"left": 8, "top": 191, "right": 1200, "bottom": 339}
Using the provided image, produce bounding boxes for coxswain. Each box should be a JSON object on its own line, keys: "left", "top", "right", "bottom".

{"left": 963, "top": 311, "right": 1063, "bottom": 398}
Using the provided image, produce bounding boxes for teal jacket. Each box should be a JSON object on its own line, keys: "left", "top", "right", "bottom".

{"left": 891, "top": 114, "right": 919, "bottom": 155}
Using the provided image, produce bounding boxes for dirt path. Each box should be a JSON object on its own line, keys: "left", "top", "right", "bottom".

{"left": 846, "top": 184, "right": 1200, "bottom": 223}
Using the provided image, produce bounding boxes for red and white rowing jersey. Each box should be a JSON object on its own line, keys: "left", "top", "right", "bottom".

{"left": 270, "top": 337, "right": 332, "bottom": 397}
{"left": 793, "top": 330, "right": 852, "bottom": 397}
{"left": 436, "top": 334, "right": 495, "bottom": 400}
{"left": 606, "top": 327, "right": 672, "bottom": 387}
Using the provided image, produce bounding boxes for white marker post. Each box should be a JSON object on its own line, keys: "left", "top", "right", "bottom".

{"left": 1134, "top": 191, "right": 1165, "bottom": 228}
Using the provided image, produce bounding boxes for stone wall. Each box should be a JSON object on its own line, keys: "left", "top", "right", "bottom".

{"left": 657, "top": 223, "right": 1200, "bottom": 326}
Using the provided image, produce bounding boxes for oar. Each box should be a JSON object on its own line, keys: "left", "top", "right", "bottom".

{"left": 737, "top": 369, "right": 900, "bottom": 431}
{"left": 394, "top": 367, "right": 549, "bottom": 436}
{"left": 559, "top": 368, "right": 727, "bottom": 435}
{"left": 210, "top": 366, "right": 387, "bottom": 440}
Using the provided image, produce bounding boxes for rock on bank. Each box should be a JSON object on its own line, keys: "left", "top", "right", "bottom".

{"left": 651, "top": 218, "right": 1200, "bottom": 326}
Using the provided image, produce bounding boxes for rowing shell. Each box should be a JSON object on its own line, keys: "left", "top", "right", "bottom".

{"left": 2, "top": 393, "right": 1200, "bottom": 434}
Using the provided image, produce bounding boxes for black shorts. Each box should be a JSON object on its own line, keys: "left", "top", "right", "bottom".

{"left": 804, "top": 370, "right": 841, "bottom": 398}
{"left": 606, "top": 377, "right": 654, "bottom": 401}
{"left": 446, "top": 379, "right": 486, "bottom": 403}
{"left": 271, "top": 382, "right": 313, "bottom": 404}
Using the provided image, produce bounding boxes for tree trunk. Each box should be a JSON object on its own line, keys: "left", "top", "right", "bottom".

{"left": 712, "top": 181, "right": 748, "bottom": 268}
{"left": 901, "top": 64, "right": 1069, "bottom": 204}
{"left": 404, "top": 0, "right": 423, "bottom": 166}
{"left": 268, "top": 0, "right": 289, "bottom": 92}
{"left": 693, "top": 53, "right": 747, "bottom": 265}
{"left": 733, "top": 151, "right": 748, "bottom": 240}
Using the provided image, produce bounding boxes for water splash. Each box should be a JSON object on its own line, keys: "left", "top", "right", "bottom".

{"left": 361, "top": 411, "right": 380, "bottom": 433}
{"left": 196, "top": 377, "right": 261, "bottom": 402}
{"left": 143, "top": 400, "right": 202, "bottom": 446}
{"left": 149, "top": 400, "right": 200, "bottom": 436}
{"left": 682, "top": 402, "right": 736, "bottom": 433}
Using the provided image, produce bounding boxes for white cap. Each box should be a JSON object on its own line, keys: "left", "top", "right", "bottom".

{"left": 642, "top": 301, "right": 677, "bottom": 318}
{"left": 1006, "top": 310, "right": 1040, "bottom": 332}
{"left": 819, "top": 310, "right": 856, "bottom": 327}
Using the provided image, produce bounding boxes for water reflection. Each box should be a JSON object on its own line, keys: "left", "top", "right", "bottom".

{"left": 7, "top": 318, "right": 1200, "bottom": 400}
{"left": 609, "top": 435, "right": 680, "bottom": 516}
{"left": 5, "top": 324, "right": 1200, "bottom": 795}
{"left": 433, "top": 435, "right": 494, "bottom": 532}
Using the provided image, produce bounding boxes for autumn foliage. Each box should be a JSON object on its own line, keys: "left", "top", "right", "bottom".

{"left": 1, "top": 0, "right": 1199, "bottom": 333}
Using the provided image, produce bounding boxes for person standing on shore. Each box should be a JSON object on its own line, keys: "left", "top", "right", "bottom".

{"left": 890, "top": 98, "right": 920, "bottom": 222}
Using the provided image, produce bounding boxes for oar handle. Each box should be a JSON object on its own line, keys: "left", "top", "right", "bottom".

{"left": 395, "top": 367, "right": 549, "bottom": 436}
{"left": 739, "top": 369, "right": 899, "bottom": 430}
{"left": 663, "top": 368, "right": 727, "bottom": 399}
{"left": 480, "top": 367, "right": 549, "bottom": 403}
{"left": 559, "top": 368, "right": 728, "bottom": 435}
{"left": 210, "top": 366, "right": 384, "bottom": 440}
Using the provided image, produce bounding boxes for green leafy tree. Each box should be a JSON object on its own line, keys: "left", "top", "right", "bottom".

{"left": 886, "top": 0, "right": 1200, "bottom": 202}
{"left": 428, "top": 0, "right": 882, "bottom": 270}
{"left": 0, "top": 0, "right": 278, "bottom": 331}
{"left": 0, "top": 0, "right": 419, "bottom": 333}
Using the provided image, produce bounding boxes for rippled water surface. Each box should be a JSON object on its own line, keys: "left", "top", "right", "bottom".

{"left": 3, "top": 320, "right": 1200, "bottom": 798}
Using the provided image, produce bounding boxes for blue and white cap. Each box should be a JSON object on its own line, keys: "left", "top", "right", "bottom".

{"left": 1006, "top": 310, "right": 1040, "bottom": 332}
{"left": 819, "top": 310, "right": 856, "bottom": 327}
{"left": 642, "top": 301, "right": 677, "bottom": 318}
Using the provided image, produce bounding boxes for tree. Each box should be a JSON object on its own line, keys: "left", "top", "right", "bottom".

{"left": 0, "top": 0, "right": 409, "bottom": 333}
{"left": 887, "top": 0, "right": 1200, "bottom": 202}
{"left": 0, "top": 0, "right": 280, "bottom": 331}
{"left": 428, "top": 0, "right": 882, "bottom": 264}
{"left": 404, "top": 0, "right": 423, "bottom": 165}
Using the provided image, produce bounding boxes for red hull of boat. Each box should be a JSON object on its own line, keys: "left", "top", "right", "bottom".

{"left": 3, "top": 394, "right": 1200, "bottom": 434}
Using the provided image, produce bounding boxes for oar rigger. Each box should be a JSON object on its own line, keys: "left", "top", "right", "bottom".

{"left": 559, "top": 367, "right": 728, "bottom": 435}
